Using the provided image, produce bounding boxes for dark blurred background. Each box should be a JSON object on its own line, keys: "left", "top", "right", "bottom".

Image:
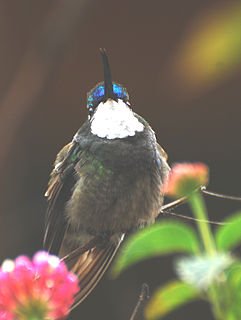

{"left": 0, "top": 0, "right": 240, "bottom": 319}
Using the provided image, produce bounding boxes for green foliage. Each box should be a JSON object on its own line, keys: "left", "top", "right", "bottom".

{"left": 111, "top": 221, "right": 200, "bottom": 277}
{"left": 224, "top": 263, "right": 241, "bottom": 320}
{"left": 112, "top": 190, "right": 241, "bottom": 319}
{"left": 215, "top": 211, "right": 241, "bottom": 251}
{"left": 145, "top": 281, "right": 198, "bottom": 320}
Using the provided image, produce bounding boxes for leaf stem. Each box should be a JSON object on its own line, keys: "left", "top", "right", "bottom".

{"left": 188, "top": 191, "right": 225, "bottom": 320}
{"left": 188, "top": 192, "right": 216, "bottom": 255}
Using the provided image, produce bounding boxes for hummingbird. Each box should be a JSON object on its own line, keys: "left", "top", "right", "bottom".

{"left": 43, "top": 49, "right": 170, "bottom": 308}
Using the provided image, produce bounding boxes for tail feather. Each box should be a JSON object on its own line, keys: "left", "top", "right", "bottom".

{"left": 68, "top": 234, "right": 124, "bottom": 309}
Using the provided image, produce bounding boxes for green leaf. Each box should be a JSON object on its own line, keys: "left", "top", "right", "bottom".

{"left": 226, "top": 262, "right": 241, "bottom": 299}
{"left": 145, "top": 281, "right": 199, "bottom": 320}
{"left": 225, "top": 262, "right": 241, "bottom": 320}
{"left": 111, "top": 220, "right": 200, "bottom": 277}
{"left": 215, "top": 211, "right": 241, "bottom": 251}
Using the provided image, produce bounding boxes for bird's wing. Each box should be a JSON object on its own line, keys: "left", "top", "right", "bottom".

{"left": 157, "top": 143, "right": 171, "bottom": 182}
{"left": 64, "top": 234, "right": 125, "bottom": 309}
{"left": 43, "top": 142, "right": 80, "bottom": 254}
{"left": 44, "top": 140, "right": 125, "bottom": 307}
{"left": 157, "top": 143, "right": 168, "bottom": 161}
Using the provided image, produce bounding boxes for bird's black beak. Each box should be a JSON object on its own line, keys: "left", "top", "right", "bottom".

{"left": 100, "top": 48, "right": 114, "bottom": 100}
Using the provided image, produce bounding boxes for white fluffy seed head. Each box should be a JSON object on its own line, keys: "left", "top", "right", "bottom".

{"left": 90, "top": 99, "right": 144, "bottom": 139}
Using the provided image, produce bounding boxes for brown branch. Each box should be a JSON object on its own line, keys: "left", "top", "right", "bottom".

{"left": 160, "top": 196, "right": 187, "bottom": 213}
{"left": 129, "top": 283, "right": 150, "bottom": 320}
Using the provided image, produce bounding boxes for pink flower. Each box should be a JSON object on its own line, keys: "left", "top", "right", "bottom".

{"left": 0, "top": 251, "right": 79, "bottom": 319}
{"left": 163, "top": 162, "right": 209, "bottom": 198}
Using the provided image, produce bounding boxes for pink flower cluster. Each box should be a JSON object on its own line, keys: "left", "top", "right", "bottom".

{"left": 163, "top": 162, "right": 209, "bottom": 197}
{"left": 0, "top": 251, "right": 79, "bottom": 320}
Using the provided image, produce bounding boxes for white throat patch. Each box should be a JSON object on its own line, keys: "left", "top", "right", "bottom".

{"left": 90, "top": 99, "right": 144, "bottom": 139}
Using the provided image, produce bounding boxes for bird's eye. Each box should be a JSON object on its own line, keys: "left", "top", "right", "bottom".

{"left": 88, "top": 107, "right": 94, "bottom": 118}
{"left": 126, "top": 101, "right": 131, "bottom": 107}
{"left": 87, "top": 84, "right": 105, "bottom": 115}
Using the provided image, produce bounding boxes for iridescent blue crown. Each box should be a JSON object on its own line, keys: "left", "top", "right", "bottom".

{"left": 87, "top": 82, "right": 129, "bottom": 111}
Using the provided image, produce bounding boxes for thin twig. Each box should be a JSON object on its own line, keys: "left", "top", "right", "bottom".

{"left": 129, "top": 283, "right": 150, "bottom": 320}
{"left": 160, "top": 196, "right": 187, "bottom": 213}
{"left": 201, "top": 186, "right": 241, "bottom": 201}
{"left": 163, "top": 211, "right": 227, "bottom": 225}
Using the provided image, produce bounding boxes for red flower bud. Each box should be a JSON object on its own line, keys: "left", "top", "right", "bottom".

{"left": 163, "top": 162, "right": 209, "bottom": 198}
